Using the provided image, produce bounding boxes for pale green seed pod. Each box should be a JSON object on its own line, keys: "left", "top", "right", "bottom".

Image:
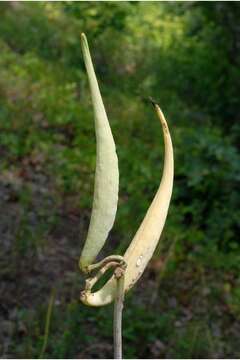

{"left": 79, "top": 33, "right": 119, "bottom": 272}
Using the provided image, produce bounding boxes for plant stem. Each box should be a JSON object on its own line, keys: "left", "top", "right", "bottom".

{"left": 39, "top": 288, "right": 56, "bottom": 359}
{"left": 113, "top": 268, "right": 125, "bottom": 359}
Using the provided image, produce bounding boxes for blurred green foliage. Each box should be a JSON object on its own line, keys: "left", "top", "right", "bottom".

{"left": 1, "top": 1, "right": 239, "bottom": 265}
{"left": 1, "top": 2, "right": 240, "bottom": 358}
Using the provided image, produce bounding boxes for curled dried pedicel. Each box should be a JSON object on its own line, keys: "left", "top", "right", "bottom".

{"left": 79, "top": 33, "right": 119, "bottom": 272}
{"left": 81, "top": 104, "right": 174, "bottom": 306}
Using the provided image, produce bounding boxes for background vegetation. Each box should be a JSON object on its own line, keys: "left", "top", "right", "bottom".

{"left": 0, "top": 2, "right": 240, "bottom": 358}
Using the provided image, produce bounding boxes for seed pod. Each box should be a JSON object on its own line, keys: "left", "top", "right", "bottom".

{"left": 81, "top": 105, "right": 174, "bottom": 306}
{"left": 79, "top": 33, "right": 119, "bottom": 272}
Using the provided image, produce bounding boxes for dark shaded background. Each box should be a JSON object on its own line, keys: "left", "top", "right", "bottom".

{"left": 0, "top": 2, "right": 240, "bottom": 358}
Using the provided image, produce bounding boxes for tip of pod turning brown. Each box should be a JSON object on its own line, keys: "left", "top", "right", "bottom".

{"left": 148, "top": 96, "right": 158, "bottom": 107}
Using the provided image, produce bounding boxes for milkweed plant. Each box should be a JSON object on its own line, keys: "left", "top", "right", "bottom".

{"left": 79, "top": 33, "right": 174, "bottom": 359}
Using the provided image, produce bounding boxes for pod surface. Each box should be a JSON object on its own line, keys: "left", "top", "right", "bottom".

{"left": 79, "top": 34, "right": 119, "bottom": 272}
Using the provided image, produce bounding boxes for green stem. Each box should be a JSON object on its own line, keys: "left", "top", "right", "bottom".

{"left": 39, "top": 288, "right": 56, "bottom": 359}
{"left": 113, "top": 269, "right": 125, "bottom": 359}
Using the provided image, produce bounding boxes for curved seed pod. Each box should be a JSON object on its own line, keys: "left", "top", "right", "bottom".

{"left": 80, "top": 105, "right": 174, "bottom": 306}
{"left": 79, "top": 33, "right": 119, "bottom": 272}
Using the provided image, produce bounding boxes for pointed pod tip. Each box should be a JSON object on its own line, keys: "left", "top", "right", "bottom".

{"left": 148, "top": 97, "right": 162, "bottom": 115}
{"left": 148, "top": 96, "right": 158, "bottom": 107}
{"left": 81, "top": 33, "right": 88, "bottom": 47}
{"left": 148, "top": 98, "right": 164, "bottom": 117}
{"left": 154, "top": 105, "right": 169, "bottom": 134}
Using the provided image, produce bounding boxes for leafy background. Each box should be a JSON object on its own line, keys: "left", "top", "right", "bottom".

{"left": 0, "top": 2, "right": 240, "bottom": 358}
